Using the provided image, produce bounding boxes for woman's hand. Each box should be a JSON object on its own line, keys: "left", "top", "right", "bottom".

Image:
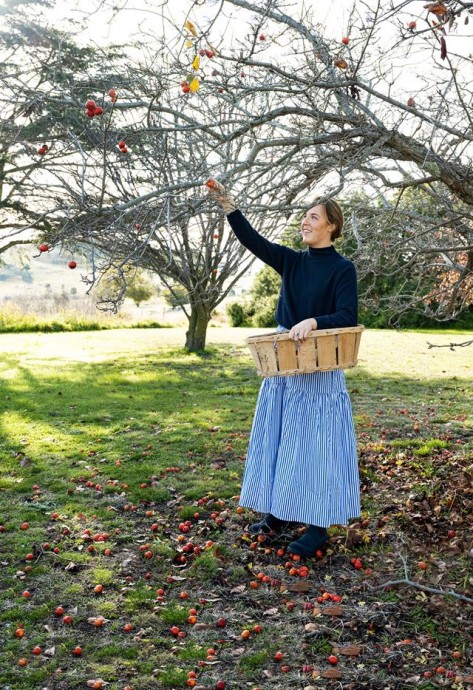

{"left": 205, "top": 178, "right": 237, "bottom": 214}
{"left": 289, "top": 318, "right": 317, "bottom": 341}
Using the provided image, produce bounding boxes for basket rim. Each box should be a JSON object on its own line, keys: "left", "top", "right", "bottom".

{"left": 246, "top": 324, "right": 364, "bottom": 344}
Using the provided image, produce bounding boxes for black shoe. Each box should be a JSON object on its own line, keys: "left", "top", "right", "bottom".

{"left": 287, "top": 525, "right": 328, "bottom": 557}
{"left": 248, "top": 513, "right": 291, "bottom": 535}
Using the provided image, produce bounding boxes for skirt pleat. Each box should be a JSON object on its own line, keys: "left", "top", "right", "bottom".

{"left": 239, "top": 370, "right": 360, "bottom": 527}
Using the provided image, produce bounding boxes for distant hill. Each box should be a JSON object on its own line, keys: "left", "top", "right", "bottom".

{"left": 0, "top": 245, "right": 95, "bottom": 301}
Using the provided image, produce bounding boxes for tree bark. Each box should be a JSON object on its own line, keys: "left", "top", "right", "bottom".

{"left": 185, "top": 301, "right": 211, "bottom": 352}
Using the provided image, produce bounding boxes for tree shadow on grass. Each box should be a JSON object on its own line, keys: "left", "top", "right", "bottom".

{"left": 0, "top": 350, "right": 471, "bottom": 495}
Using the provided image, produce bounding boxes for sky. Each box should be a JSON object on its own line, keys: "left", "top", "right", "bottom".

{"left": 44, "top": 0, "right": 472, "bottom": 90}
{"left": 48, "top": 0, "right": 370, "bottom": 46}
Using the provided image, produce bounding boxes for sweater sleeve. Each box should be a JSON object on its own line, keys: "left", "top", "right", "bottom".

{"left": 315, "top": 262, "right": 358, "bottom": 329}
{"left": 226, "top": 209, "right": 290, "bottom": 275}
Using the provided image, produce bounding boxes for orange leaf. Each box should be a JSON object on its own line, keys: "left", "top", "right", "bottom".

{"left": 334, "top": 58, "right": 348, "bottom": 69}
{"left": 424, "top": 2, "right": 448, "bottom": 16}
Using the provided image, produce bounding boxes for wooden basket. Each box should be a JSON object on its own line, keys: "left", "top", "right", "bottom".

{"left": 246, "top": 326, "right": 364, "bottom": 377}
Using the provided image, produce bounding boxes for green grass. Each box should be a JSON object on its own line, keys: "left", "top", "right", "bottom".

{"left": 238, "top": 649, "right": 272, "bottom": 673}
{"left": 158, "top": 667, "right": 189, "bottom": 687}
{"left": 158, "top": 603, "right": 190, "bottom": 625}
{"left": 190, "top": 551, "right": 220, "bottom": 580}
{"left": 0, "top": 307, "right": 168, "bottom": 333}
{"left": 0, "top": 327, "right": 472, "bottom": 690}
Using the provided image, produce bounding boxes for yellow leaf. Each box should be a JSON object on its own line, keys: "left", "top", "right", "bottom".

{"left": 189, "top": 77, "right": 200, "bottom": 93}
{"left": 185, "top": 40, "right": 193, "bottom": 49}
{"left": 192, "top": 55, "right": 200, "bottom": 71}
{"left": 184, "top": 19, "right": 198, "bottom": 37}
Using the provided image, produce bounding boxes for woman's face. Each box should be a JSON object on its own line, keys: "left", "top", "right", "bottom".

{"left": 300, "top": 204, "right": 334, "bottom": 248}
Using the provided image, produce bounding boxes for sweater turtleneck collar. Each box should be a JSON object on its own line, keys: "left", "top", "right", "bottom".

{"left": 308, "top": 244, "right": 336, "bottom": 257}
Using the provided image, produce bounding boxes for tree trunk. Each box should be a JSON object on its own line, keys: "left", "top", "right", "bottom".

{"left": 185, "top": 301, "right": 211, "bottom": 352}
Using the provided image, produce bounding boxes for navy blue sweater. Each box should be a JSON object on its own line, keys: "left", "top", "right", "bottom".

{"left": 227, "top": 210, "right": 358, "bottom": 330}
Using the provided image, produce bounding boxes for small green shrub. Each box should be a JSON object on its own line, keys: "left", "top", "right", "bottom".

{"left": 226, "top": 301, "right": 250, "bottom": 327}
{"left": 252, "top": 296, "right": 278, "bottom": 328}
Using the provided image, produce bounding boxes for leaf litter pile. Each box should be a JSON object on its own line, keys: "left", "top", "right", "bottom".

{"left": 1, "top": 384, "right": 472, "bottom": 689}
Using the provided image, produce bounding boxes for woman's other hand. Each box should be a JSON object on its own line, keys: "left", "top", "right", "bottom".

{"left": 289, "top": 318, "right": 317, "bottom": 341}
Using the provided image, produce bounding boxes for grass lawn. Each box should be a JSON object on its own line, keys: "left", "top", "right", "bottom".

{"left": 0, "top": 327, "right": 472, "bottom": 690}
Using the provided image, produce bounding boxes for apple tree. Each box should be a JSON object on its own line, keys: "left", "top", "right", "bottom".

{"left": 2, "top": 0, "right": 473, "bottom": 347}
{"left": 0, "top": 0, "right": 288, "bottom": 350}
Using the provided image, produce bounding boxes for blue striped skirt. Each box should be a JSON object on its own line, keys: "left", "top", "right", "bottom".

{"left": 239, "top": 369, "right": 360, "bottom": 527}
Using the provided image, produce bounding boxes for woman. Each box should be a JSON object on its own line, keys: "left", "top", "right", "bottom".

{"left": 207, "top": 181, "right": 360, "bottom": 557}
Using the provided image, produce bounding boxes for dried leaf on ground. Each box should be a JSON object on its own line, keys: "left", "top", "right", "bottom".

{"left": 321, "top": 668, "right": 342, "bottom": 679}
{"left": 321, "top": 605, "right": 344, "bottom": 616}
{"left": 263, "top": 607, "right": 279, "bottom": 616}
{"left": 286, "top": 581, "right": 311, "bottom": 592}
{"left": 334, "top": 644, "right": 363, "bottom": 655}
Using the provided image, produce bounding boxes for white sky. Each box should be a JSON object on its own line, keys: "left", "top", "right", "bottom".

{"left": 51, "top": 0, "right": 359, "bottom": 44}
{"left": 45, "top": 0, "right": 471, "bottom": 52}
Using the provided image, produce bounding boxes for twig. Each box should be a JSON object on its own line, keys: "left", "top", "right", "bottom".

{"left": 375, "top": 578, "right": 473, "bottom": 603}
{"left": 427, "top": 340, "right": 473, "bottom": 349}
{"left": 375, "top": 552, "right": 473, "bottom": 603}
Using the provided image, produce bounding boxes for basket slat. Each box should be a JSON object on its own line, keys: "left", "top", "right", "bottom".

{"left": 337, "top": 331, "right": 356, "bottom": 366}
{"left": 276, "top": 339, "right": 299, "bottom": 372}
{"left": 353, "top": 331, "right": 362, "bottom": 364}
{"left": 247, "top": 342, "right": 264, "bottom": 375}
{"left": 256, "top": 340, "right": 279, "bottom": 375}
{"left": 316, "top": 335, "right": 337, "bottom": 369}
{"left": 297, "top": 337, "right": 318, "bottom": 371}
